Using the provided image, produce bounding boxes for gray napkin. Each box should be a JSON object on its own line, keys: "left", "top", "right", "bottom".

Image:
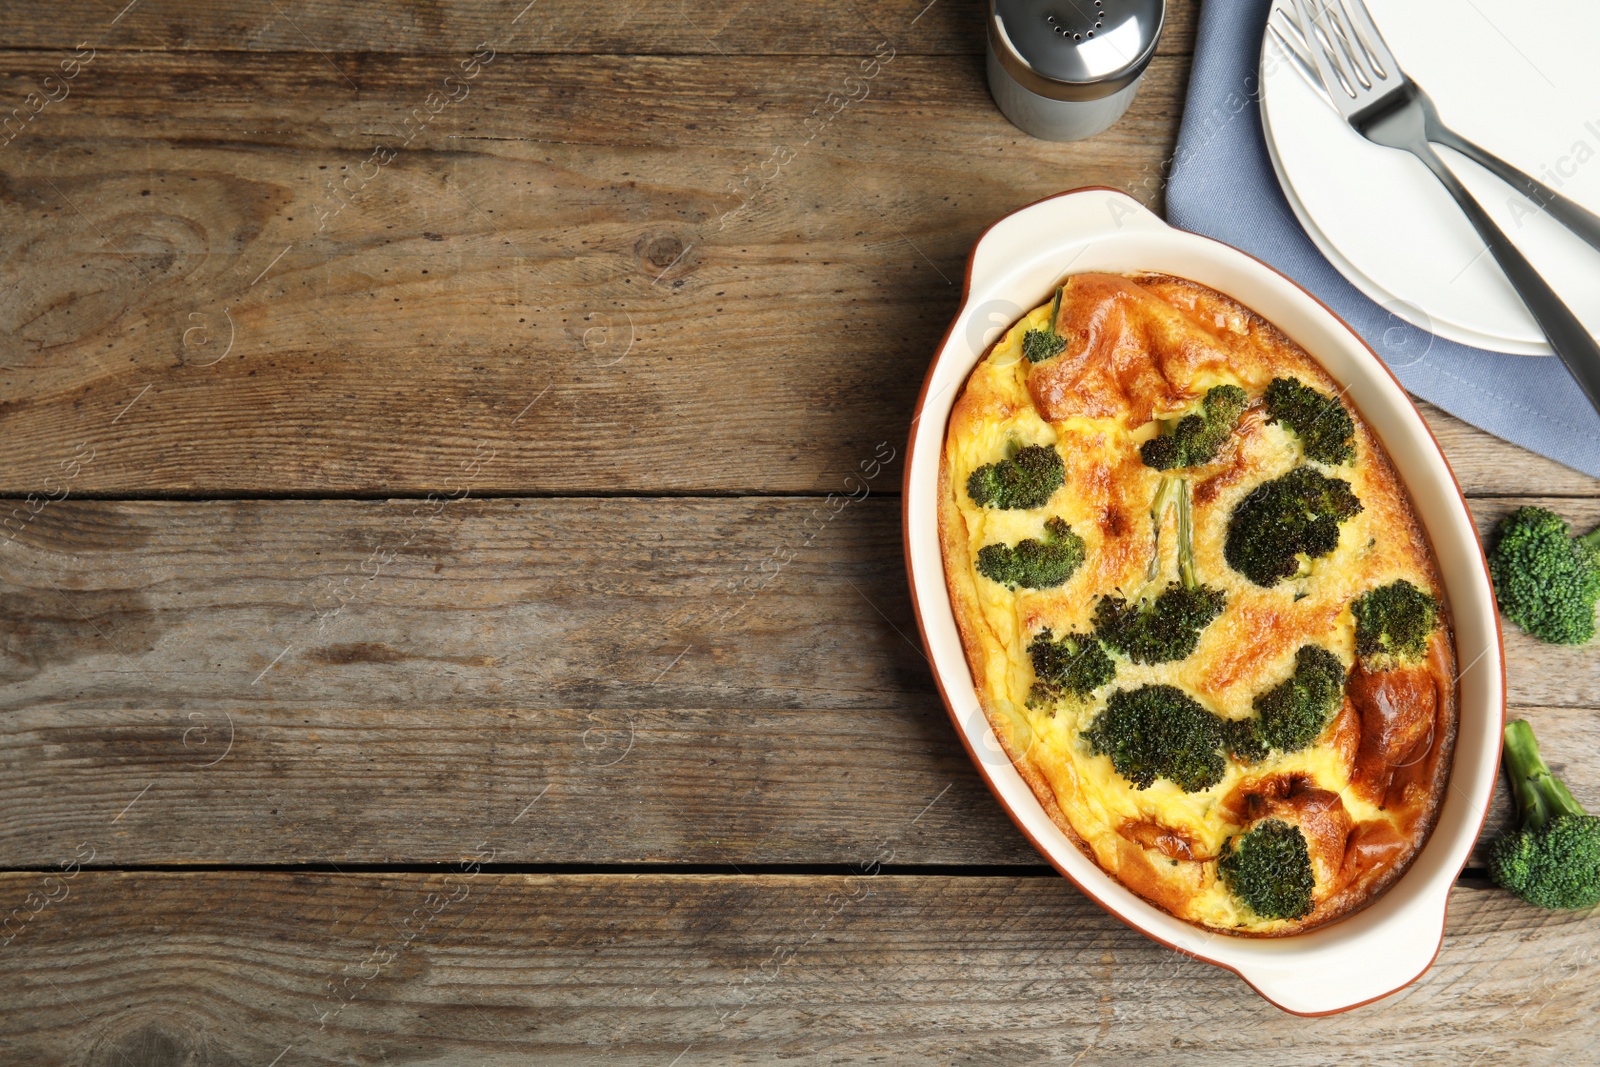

{"left": 1165, "top": 0, "right": 1600, "bottom": 479}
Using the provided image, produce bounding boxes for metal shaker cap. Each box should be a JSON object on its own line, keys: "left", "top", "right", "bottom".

{"left": 990, "top": 0, "right": 1165, "bottom": 102}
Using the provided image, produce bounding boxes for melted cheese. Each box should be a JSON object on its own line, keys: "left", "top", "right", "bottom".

{"left": 940, "top": 273, "right": 1456, "bottom": 936}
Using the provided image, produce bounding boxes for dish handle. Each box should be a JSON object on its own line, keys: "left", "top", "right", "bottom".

{"left": 1219, "top": 889, "right": 1450, "bottom": 1015}
{"left": 965, "top": 188, "right": 1170, "bottom": 298}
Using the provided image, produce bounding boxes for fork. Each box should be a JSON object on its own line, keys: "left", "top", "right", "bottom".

{"left": 1287, "top": 0, "right": 1600, "bottom": 414}
{"left": 1270, "top": 2, "right": 1600, "bottom": 255}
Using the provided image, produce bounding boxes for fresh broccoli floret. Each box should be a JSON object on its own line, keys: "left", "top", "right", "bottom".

{"left": 1021, "top": 287, "right": 1067, "bottom": 364}
{"left": 1228, "top": 645, "right": 1347, "bottom": 761}
{"left": 1096, "top": 479, "right": 1226, "bottom": 664}
{"left": 1224, "top": 466, "right": 1363, "bottom": 587}
{"left": 1264, "top": 376, "right": 1355, "bottom": 465}
{"left": 975, "top": 516, "right": 1085, "bottom": 591}
{"left": 1028, "top": 629, "right": 1116, "bottom": 701}
{"left": 1093, "top": 584, "right": 1226, "bottom": 665}
{"left": 1487, "top": 505, "right": 1600, "bottom": 646}
{"left": 1351, "top": 579, "right": 1439, "bottom": 669}
{"left": 1083, "top": 684, "right": 1228, "bottom": 792}
{"left": 1488, "top": 719, "right": 1600, "bottom": 910}
{"left": 1218, "top": 819, "right": 1315, "bottom": 920}
{"left": 966, "top": 444, "right": 1065, "bottom": 510}
{"left": 1140, "top": 384, "right": 1248, "bottom": 471}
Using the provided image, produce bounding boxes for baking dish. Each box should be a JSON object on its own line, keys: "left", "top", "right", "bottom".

{"left": 902, "top": 187, "right": 1505, "bottom": 1014}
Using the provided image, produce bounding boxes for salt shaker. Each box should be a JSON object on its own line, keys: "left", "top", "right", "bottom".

{"left": 987, "top": 0, "right": 1166, "bottom": 141}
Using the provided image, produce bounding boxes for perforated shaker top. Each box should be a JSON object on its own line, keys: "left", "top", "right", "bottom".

{"left": 990, "top": 0, "right": 1164, "bottom": 99}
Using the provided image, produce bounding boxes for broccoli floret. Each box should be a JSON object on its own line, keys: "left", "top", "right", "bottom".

{"left": 1028, "top": 629, "right": 1116, "bottom": 700}
{"left": 1093, "top": 584, "right": 1226, "bottom": 665}
{"left": 1021, "top": 287, "right": 1067, "bottom": 364}
{"left": 1140, "top": 384, "right": 1248, "bottom": 471}
{"left": 1487, "top": 506, "right": 1600, "bottom": 646}
{"left": 1488, "top": 720, "right": 1600, "bottom": 910}
{"left": 1096, "top": 479, "right": 1226, "bottom": 664}
{"left": 1218, "top": 819, "right": 1315, "bottom": 920}
{"left": 1223, "top": 466, "right": 1363, "bottom": 587}
{"left": 1228, "top": 645, "right": 1347, "bottom": 761}
{"left": 966, "top": 444, "right": 1065, "bottom": 510}
{"left": 1351, "top": 579, "right": 1439, "bottom": 669}
{"left": 1264, "top": 376, "right": 1355, "bottom": 465}
{"left": 975, "top": 516, "right": 1085, "bottom": 591}
{"left": 1083, "top": 684, "right": 1228, "bottom": 792}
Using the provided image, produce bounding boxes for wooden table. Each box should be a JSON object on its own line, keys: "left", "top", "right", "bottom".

{"left": 3, "top": 1, "right": 1597, "bottom": 1061}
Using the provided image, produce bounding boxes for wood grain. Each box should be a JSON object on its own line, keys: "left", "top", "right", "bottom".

{"left": 3, "top": 0, "right": 1597, "bottom": 1054}
{"left": 0, "top": 49, "right": 1185, "bottom": 495}
{"left": 3, "top": 496, "right": 1594, "bottom": 866}
{"left": 0, "top": 704, "right": 1029, "bottom": 867}
{"left": 0, "top": 0, "right": 1200, "bottom": 55}
{"left": 3, "top": 872, "right": 1596, "bottom": 1064}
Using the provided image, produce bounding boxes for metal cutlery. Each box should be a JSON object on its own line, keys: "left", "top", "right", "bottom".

{"left": 1281, "top": 0, "right": 1600, "bottom": 415}
{"left": 1270, "top": 2, "right": 1600, "bottom": 256}
{"left": 1280, "top": 2, "right": 1600, "bottom": 255}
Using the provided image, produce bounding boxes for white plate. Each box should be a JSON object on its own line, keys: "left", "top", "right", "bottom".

{"left": 1259, "top": 0, "right": 1600, "bottom": 356}
{"left": 904, "top": 188, "right": 1504, "bottom": 1015}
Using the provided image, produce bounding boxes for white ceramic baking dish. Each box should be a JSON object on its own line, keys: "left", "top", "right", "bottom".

{"left": 902, "top": 187, "right": 1505, "bottom": 1015}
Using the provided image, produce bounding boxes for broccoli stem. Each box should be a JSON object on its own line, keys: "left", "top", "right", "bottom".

{"left": 1504, "top": 719, "right": 1587, "bottom": 832}
{"left": 1146, "top": 475, "right": 1179, "bottom": 584}
{"left": 1177, "top": 479, "right": 1197, "bottom": 591}
{"left": 1581, "top": 527, "right": 1600, "bottom": 552}
{"left": 1144, "top": 475, "right": 1198, "bottom": 590}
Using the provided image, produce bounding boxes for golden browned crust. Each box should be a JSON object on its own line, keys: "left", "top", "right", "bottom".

{"left": 938, "top": 272, "right": 1457, "bottom": 937}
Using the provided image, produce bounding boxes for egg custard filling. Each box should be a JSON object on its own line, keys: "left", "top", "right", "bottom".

{"left": 938, "top": 272, "right": 1457, "bottom": 936}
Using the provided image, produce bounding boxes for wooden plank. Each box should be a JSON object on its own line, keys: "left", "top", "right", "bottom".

{"left": 0, "top": 0, "right": 1198, "bottom": 55}
{"left": 3, "top": 497, "right": 1595, "bottom": 866}
{"left": 2, "top": 872, "right": 1594, "bottom": 1063}
{"left": 0, "top": 50, "right": 1187, "bottom": 494}
{"left": 0, "top": 498, "right": 932, "bottom": 713}
{"left": 0, "top": 705, "right": 1032, "bottom": 867}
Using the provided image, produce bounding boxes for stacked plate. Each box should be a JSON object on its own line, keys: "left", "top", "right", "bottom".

{"left": 1258, "top": 0, "right": 1600, "bottom": 357}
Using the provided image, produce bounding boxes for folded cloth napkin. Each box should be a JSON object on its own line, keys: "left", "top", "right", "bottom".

{"left": 1165, "top": 0, "right": 1600, "bottom": 479}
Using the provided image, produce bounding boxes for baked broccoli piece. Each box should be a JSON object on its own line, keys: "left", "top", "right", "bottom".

{"left": 975, "top": 516, "right": 1085, "bottom": 591}
{"left": 1264, "top": 376, "right": 1356, "bottom": 465}
{"left": 1227, "top": 645, "right": 1347, "bottom": 761}
{"left": 1093, "top": 584, "right": 1226, "bottom": 665}
{"left": 1028, "top": 629, "right": 1116, "bottom": 701}
{"left": 1488, "top": 719, "right": 1600, "bottom": 910}
{"left": 1082, "top": 684, "right": 1228, "bottom": 792}
{"left": 1218, "top": 819, "right": 1315, "bottom": 921}
{"left": 966, "top": 444, "right": 1065, "bottom": 510}
{"left": 1095, "top": 479, "right": 1225, "bottom": 663}
{"left": 1487, "top": 505, "right": 1600, "bottom": 646}
{"left": 1021, "top": 286, "right": 1066, "bottom": 364}
{"left": 1140, "top": 384, "right": 1248, "bottom": 471}
{"left": 1351, "top": 579, "right": 1439, "bottom": 669}
{"left": 1223, "top": 466, "right": 1363, "bottom": 587}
